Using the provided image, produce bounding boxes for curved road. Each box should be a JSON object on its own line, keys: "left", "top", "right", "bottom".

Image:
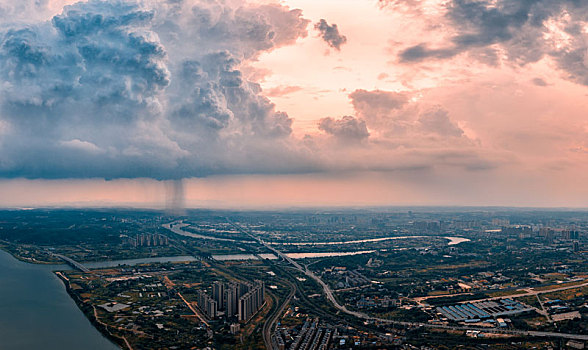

{"left": 262, "top": 281, "right": 296, "bottom": 350}
{"left": 227, "top": 219, "right": 588, "bottom": 342}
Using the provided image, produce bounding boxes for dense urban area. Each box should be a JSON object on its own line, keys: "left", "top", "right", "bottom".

{"left": 0, "top": 208, "right": 587, "bottom": 349}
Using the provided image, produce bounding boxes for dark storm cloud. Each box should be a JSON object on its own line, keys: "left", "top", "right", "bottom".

{"left": 0, "top": 0, "right": 315, "bottom": 179}
{"left": 556, "top": 47, "right": 588, "bottom": 86}
{"left": 399, "top": 0, "right": 547, "bottom": 63}
{"left": 397, "top": 0, "right": 588, "bottom": 85}
{"left": 314, "top": 19, "right": 347, "bottom": 50}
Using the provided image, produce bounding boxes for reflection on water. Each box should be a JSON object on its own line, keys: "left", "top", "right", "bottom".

{"left": 445, "top": 237, "right": 471, "bottom": 245}
{"left": 258, "top": 254, "right": 279, "bottom": 260}
{"left": 212, "top": 254, "right": 259, "bottom": 261}
{"left": 272, "top": 236, "right": 470, "bottom": 246}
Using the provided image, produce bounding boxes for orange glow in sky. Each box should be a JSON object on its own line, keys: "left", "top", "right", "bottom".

{"left": 1, "top": 0, "right": 588, "bottom": 208}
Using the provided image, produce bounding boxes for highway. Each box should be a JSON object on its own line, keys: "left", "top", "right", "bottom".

{"left": 227, "top": 219, "right": 588, "bottom": 342}
{"left": 227, "top": 219, "right": 370, "bottom": 320}
{"left": 262, "top": 281, "right": 296, "bottom": 350}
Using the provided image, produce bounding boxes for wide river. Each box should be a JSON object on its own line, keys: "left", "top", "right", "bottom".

{"left": 0, "top": 249, "right": 119, "bottom": 350}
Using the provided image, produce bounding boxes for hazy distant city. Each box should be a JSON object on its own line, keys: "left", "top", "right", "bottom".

{"left": 0, "top": 208, "right": 586, "bottom": 349}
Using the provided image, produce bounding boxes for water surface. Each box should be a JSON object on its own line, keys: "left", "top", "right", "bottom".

{"left": 0, "top": 250, "right": 119, "bottom": 350}
{"left": 272, "top": 236, "right": 470, "bottom": 246}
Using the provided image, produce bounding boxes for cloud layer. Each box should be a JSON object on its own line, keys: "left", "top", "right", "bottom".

{"left": 0, "top": 0, "right": 587, "bottom": 197}
{"left": 0, "top": 0, "right": 315, "bottom": 179}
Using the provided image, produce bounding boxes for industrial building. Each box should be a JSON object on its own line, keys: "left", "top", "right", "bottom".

{"left": 436, "top": 298, "right": 533, "bottom": 321}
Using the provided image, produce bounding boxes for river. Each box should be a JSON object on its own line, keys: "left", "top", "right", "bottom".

{"left": 0, "top": 249, "right": 119, "bottom": 350}
{"left": 163, "top": 222, "right": 471, "bottom": 247}
{"left": 444, "top": 237, "right": 470, "bottom": 245}
{"left": 270, "top": 236, "right": 470, "bottom": 246}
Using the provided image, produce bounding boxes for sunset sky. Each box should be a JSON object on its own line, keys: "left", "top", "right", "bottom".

{"left": 1, "top": 0, "right": 588, "bottom": 208}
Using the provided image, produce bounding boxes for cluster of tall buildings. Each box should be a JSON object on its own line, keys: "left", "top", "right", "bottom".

{"left": 538, "top": 228, "right": 580, "bottom": 242}
{"left": 133, "top": 234, "right": 169, "bottom": 247}
{"left": 197, "top": 280, "right": 265, "bottom": 322}
{"left": 236, "top": 280, "right": 265, "bottom": 322}
{"left": 561, "top": 229, "right": 580, "bottom": 240}
{"left": 499, "top": 226, "right": 582, "bottom": 243}
{"left": 196, "top": 290, "right": 218, "bottom": 319}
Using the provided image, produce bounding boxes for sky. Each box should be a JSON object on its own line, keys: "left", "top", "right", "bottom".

{"left": 1, "top": 0, "right": 588, "bottom": 208}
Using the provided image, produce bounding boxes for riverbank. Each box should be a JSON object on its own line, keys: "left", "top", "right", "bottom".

{"left": 0, "top": 243, "right": 60, "bottom": 265}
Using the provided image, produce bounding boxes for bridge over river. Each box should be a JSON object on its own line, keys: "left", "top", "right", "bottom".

{"left": 53, "top": 254, "right": 90, "bottom": 273}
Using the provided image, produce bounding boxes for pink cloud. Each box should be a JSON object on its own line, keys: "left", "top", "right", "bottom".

{"left": 264, "top": 85, "right": 304, "bottom": 97}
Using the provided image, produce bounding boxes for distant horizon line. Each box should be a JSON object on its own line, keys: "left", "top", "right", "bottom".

{"left": 3, "top": 204, "right": 588, "bottom": 212}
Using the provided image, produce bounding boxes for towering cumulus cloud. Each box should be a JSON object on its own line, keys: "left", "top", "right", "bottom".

{"left": 0, "top": 0, "right": 312, "bottom": 179}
